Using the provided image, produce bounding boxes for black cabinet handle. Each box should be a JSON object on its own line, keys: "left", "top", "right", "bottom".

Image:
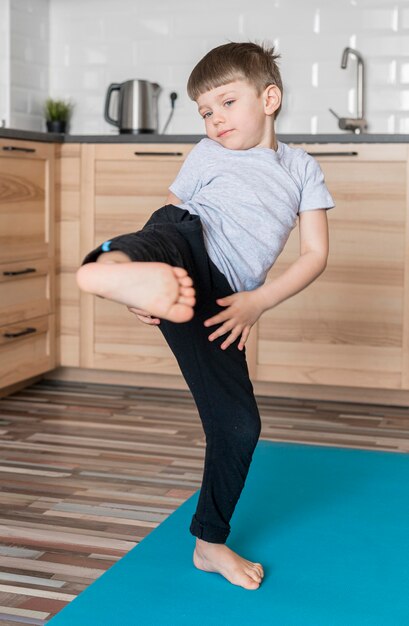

{"left": 134, "top": 151, "right": 183, "bottom": 157}
{"left": 2, "top": 145, "right": 36, "bottom": 153}
{"left": 3, "top": 327, "right": 37, "bottom": 338}
{"left": 3, "top": 267, "right": 37, "bottom": 276}
{"left": 307, "top": 151, "right": 358, "bottom": 157}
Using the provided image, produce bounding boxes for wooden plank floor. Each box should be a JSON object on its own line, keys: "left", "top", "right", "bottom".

{"left": 0, "top": 379, "right": 408, "bottom": 625}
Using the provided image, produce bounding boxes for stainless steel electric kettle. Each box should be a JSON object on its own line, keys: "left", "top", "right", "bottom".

{"left": 104, "top": 79, "right": 161, "bottom": 134}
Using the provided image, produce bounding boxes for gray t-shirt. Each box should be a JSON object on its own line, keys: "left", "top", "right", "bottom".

{"left": 169, "top": 137, "right": 335, "bottom": 292}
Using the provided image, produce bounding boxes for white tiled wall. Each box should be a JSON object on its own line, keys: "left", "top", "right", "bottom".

{"left": 9, "top": 0, "right": 49, "bottom": 131}
{"left": 0, "top": 0, "right": 10, "bottom": 126}
{"left": 3, "top": 0, "right": 409, "bottom": 134}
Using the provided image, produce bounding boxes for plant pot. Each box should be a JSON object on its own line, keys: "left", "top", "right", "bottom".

{"left": 46, "top": 120, "right": 67, "bottom": 133}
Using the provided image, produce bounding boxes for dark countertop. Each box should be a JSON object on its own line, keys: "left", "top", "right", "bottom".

{"left": 0, "top": 128, "right": 408, "bottom": 144}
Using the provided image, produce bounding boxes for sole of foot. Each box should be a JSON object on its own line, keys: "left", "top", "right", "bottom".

{"left": 76, "top": 261, "right": 195, "bottom": 323}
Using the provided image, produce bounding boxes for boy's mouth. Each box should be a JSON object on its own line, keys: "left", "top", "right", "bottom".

{"left": 217, "top": 129, "right": 233, "bottom": 137}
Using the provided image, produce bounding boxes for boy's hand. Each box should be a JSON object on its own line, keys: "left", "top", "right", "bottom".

{"left": 204, "top": 291, "right": 265, "bottom": 350}
{"left": 127, "top": 306, "right": 160, "bottom": 325}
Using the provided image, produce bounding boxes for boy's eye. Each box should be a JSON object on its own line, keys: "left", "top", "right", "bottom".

{"left": 201, "top": 100, "right": 235, "bottom": 119}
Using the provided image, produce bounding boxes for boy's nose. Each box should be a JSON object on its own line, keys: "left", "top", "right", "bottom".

{"left": 212, "top": 110, "right": 225, "bottom": 124}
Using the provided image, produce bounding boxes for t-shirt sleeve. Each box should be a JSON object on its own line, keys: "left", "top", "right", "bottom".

{"left": 168, "top": 140, "right": 205, "bottom": 202}
{"left": 298, "top": 153, "right": 335, "bottom": 213}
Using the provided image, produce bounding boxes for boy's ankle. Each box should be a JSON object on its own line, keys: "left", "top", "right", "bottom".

{"left": 96, "top": 251, "right": 132, "bottom": 263}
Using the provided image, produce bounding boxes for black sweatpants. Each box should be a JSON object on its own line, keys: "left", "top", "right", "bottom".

{"left": 81, "top": 205, "right": 261, "bottom": 544}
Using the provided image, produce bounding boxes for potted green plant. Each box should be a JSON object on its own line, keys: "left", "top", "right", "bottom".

{"left": 44, "top": 98, "right": 74, "bottom": 133}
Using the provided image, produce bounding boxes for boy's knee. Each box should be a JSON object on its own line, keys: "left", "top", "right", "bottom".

{"left": 243, "top": 415, "right": 262, "bottom": 446}
{"left": 224, "top": 410, "right": 261, "bottom": 448}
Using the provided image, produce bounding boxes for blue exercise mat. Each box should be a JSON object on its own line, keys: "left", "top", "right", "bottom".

{"left": 48, "top": 441, "right": 409, "bottom": 626}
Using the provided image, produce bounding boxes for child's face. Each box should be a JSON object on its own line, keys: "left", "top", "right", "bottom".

{"left": 196, "top": 78, "right": 280, "bottom": 150}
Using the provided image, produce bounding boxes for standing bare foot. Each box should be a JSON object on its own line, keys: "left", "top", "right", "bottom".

{"left": 193, "top": 538, "right": 264, "bottom": 590}
{"left": 76, "top": 262, "right": 195, "bottom": 323}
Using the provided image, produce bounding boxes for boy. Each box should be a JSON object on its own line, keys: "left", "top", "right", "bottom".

{"left": 76, "top": 41, "right": 334, "bottom": 591}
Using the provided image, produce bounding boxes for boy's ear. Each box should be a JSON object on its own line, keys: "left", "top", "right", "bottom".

{"left": 263, "top": 84, "right": 281, "bottom": 115}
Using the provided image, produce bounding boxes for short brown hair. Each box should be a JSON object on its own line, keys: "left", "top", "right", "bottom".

{"left": 187, "top": 41, "right": 283, "bottom": 118}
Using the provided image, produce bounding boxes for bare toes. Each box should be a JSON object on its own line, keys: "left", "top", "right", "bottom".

{"left": 178, "top": 296, "right": 196, "bottom": 306}
{"left": 247, "top": 576, "right": 260, "bottom": 589}
{"left": 173, "top": 267, "right": 188, "bottom": 278}
{"left": 247, "top": 568, "right": 262, "bottom": 583}
{"left": 179, "top": 275, "right": 193, "bottom": 287}
{"left": 253, "top": 564, "right": 264, "bottom": 578}
{"left": 177, "top": 291, "right": 195, "bottom": 302}
{"left": 169, "top": 303, "right": 194, "bottom": 323}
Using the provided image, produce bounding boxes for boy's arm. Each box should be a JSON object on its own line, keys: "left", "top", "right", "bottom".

{"left": 254, "top": 208, "right": 329, "bottom": 313}
{"left": 167, "top": 191, "right": 182, "bottom": 205}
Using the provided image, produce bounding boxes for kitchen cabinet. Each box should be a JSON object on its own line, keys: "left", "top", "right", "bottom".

{"left": 78, "top": 144, "right": 194, "bottom": 375}
{"left": 26, "top": 136, "right": 409, "bottom": 398}
{"left": 56, "top": 143, "right": 81, "bottom": 367}
{"left": 0, "top": 138, "right": 56, "bottom": 389}
{"left": 54, "top": 139, "right": 409, "bottom": 395}
{"left": 258, "top": 144, "right": 409, "bottom": 390}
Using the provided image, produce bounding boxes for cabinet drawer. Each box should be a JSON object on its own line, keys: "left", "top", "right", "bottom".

{"left": 0, "top": 314, "right": 55, "bottom": 389}
{"left": 94, "top": 143, "right": 193, "bottom": 161}
{"left": 0, "top": 258, "right": 53, "bottom": 325}
{"left": 0, "top": 144, "right": 50, "bottom": 263}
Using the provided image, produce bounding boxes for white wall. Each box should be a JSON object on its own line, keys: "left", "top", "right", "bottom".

{"left": 9, "top": 0, "right": 49, "bottom": 131}
{"left": 48, "top": 0, "right": 409, "bottom": 135}
{"left": 0, "top": 0, "right": 10, "bottom": 126}
{"left": 4, "top": 0, "right": 409, "bottom": 134}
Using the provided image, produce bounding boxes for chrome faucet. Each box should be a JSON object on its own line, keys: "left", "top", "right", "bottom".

{"left": 329, "top": 47, "right": 368, "bottom": 134}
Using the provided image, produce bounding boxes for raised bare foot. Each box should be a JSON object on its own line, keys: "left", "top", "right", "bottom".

{"left": 76, "top": 262, "right": 195, "bottom": 323}
{"left": 193, "top": 538, "right": 264, "bottom": 590}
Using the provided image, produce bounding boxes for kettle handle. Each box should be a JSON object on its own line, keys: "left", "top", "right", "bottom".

{"left": 104, "top": 83, "right": 121, "bottom": 127}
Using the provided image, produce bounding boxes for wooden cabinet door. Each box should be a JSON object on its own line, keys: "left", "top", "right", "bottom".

{"left": 0, "top": 139, "right": 56, "bottom": 389}
{"left": 257, "top": 144, "right": 408, "bottom": 390}
{"left": 0, "top": 314, "right": 55, "bottom": 388}
{"left": 80, "top": 143, "right": 194, "bottom": 375}
{"left": 0, "top": 258, "right": 53, "bottom": 325}
{"left": 0, "top": 140, "right": 54, "bottom": 263}
{"left": 56, "top": 143, "right": 82, "bottom": 367}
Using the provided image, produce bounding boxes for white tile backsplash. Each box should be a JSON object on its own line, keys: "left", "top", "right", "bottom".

{"left": 400, "top": 62, "right": 409, "bottom": 83}
{"left": 9, "top": 0, "right": 49, "bottom": 129}
{"left": 401, "top": 6, "right": 409, "bottom": 29}
{"left": 362, "top": 7, "right": 399, "bottom": 30}
{"left": 399, "top": 116, "right": 409, "bottom": 132}
{"left": 1, "top": 0, "right": 409, "bottom": 134}
{"left": 0, "top": 0, "right": 10, "bottom": 126}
